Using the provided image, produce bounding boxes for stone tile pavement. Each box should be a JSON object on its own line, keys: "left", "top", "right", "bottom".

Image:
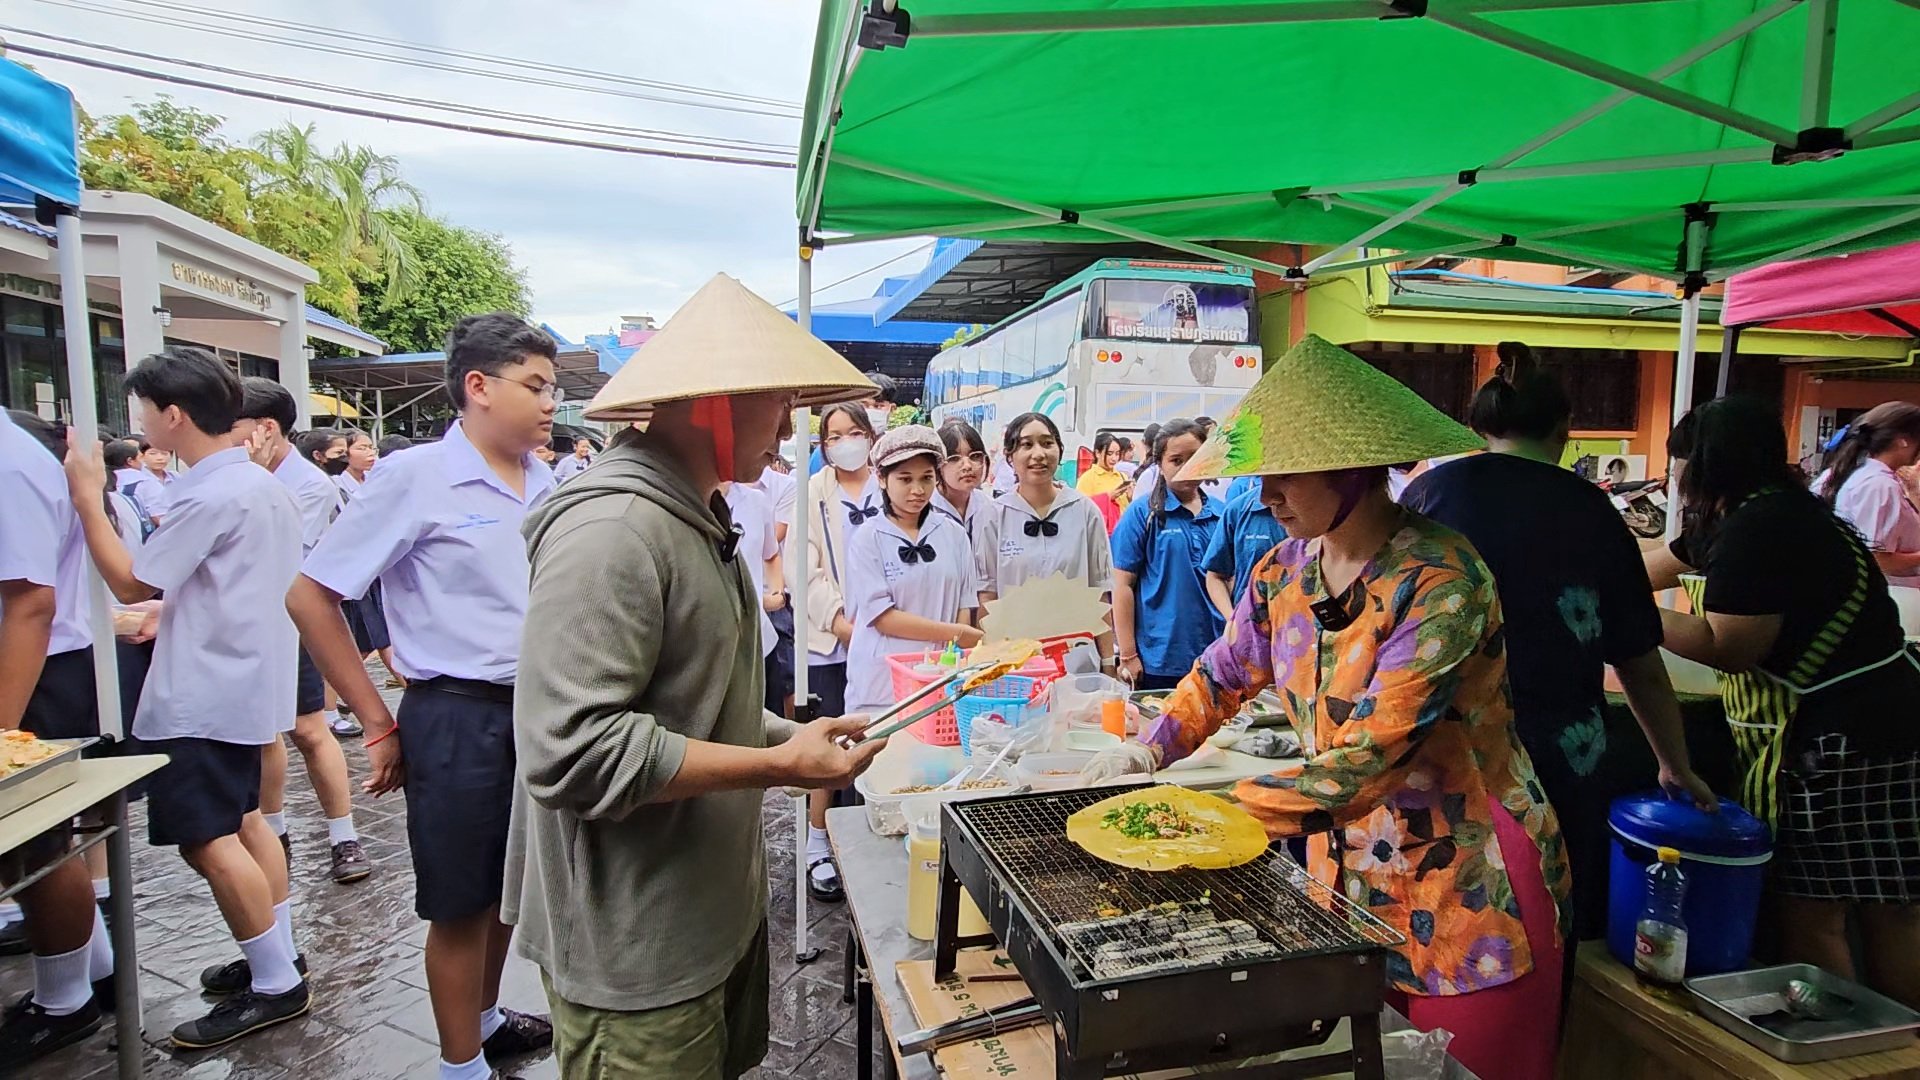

{"left": 5, "top": 671, "right": 878, "bottom": 1079}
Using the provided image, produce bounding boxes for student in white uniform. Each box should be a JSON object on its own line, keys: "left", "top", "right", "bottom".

{"left": 335, "top": 426, "right": 376, "bottom": 499}
{"left": 0, "top": 410, "right": 117, "bottom": 1068}
{"left": 800, "top": 401, "right": 882, "bottom": 902}
{"left": 746, "top": 460, "right": 798, "bottom": 715}
{"left": 552, "top": 438, "right": 592, "bottom": 482}
{"left": 228, "top": 380, "right": 368, "bottom": 890}
{"left": 931, "top": 418, "right": 988, "bottom": 542}
{"left": 108, "top": 438, "right": 165, "bottom": 527}
{"left": 64, "top": 346, "right": 309, "bottom": 1049}
{"left": 843, "top": 427, "right": 986, "bottom": 715}
{"left": 330, "top": 427, "right": 404, "bottom": 696}
{"left": 724, "top": 479, "right": 787, "bottom": 707}
{"left": 974, "top": 412, "right": 1116, "bottom": 656}
{"left": 290, "top": 314, "right": 557, "bottom": 1080}
{"left": 1815, "top": 401, "right": 1920, "bottom": 585}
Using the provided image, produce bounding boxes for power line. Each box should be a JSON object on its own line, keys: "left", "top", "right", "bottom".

{"left": 23, "top": 0, "right": 803, "bottom": 119}
{"left": 2, "top": 26, "right": 796, "bottom": 156}
{"left": 6, "top": 42, "right": 797, "bottom": 169}
{"left": 779, "top": 242, "right": 936, "bottom": 309}
{"left": 97, "top": 0, "right": 800, "bottom": 110}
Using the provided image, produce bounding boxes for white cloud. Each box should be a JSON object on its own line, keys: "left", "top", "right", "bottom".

{"left": 19, "top": 0, "right": 932, "bottom": 339}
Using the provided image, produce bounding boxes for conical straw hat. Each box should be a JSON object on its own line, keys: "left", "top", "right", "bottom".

{"left": 1176, "top": 334, "right": 1483, "bottom": 481}
{"left": 584, "top": 273, "right": 875, "bottom": 421}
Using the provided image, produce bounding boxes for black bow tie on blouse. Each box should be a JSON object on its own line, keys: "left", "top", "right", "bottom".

{"left": 897, "top": 541, "right": 938, "bottom": 564}
{"left": 1023, "top": 514, "right": 1061, "bottom": 538}
{"left": 845, "top": 502, "right": 880, "bottom": 527}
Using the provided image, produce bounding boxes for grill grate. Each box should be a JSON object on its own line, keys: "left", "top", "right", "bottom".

{"left": 951, "top": 787, "right": 1401, "bottom": 983}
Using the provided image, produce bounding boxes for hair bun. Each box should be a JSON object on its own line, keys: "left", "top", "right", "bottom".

{"left": 1495, "top": 340, "right": 1536, "bottom": 383}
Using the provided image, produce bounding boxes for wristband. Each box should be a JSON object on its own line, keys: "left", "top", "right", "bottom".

{"left": 365, "top": 725, "right": 399, "bottom": 748}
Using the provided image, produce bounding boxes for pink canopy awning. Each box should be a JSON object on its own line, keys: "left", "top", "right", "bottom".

{"left": 1721, "top": 240, "right": 1920, "bottom": 334}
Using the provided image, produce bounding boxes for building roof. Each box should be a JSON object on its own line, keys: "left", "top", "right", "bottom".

{"left": 304, "top": 304, "right": 385, "bottom": 354}
{"left": 0, "top": 208, "right": 54, "bottom": 241}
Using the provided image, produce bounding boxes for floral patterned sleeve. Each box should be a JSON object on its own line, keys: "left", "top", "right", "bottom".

{"left": 1237, "top": 567, "right": 1495, "bottom": 836}
{"left": 1141, "top": 561, "right": 1278, "bottom": 764}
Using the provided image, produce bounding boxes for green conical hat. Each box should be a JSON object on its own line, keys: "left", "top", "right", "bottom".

{"left": 1175, "top": 334, "right": 1483, "bottom": 481}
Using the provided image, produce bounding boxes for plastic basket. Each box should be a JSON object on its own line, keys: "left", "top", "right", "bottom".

{"left": 886, "top": 653, "right": 1055, "bottom": 747}
{"left": 953, "top": 673, "right": 1043, "bottom": 755}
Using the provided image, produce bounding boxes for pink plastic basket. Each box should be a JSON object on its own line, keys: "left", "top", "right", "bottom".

{"left": 885, "top": 653, "right": 1057, "bottom": 746}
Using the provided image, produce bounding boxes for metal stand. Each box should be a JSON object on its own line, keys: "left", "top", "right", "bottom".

{"left": 931, "top": 849, "right": 996, "bottom": 980}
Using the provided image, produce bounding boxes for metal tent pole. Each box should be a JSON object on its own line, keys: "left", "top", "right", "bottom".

{"left": 790, "top": 244, "right": 819, "bottom": 965}
{"left": 1714, "top": 325, "right": 1742, "bottom": 399}
{"left": 1664, "top": 289, "right": 1703, "bottom": 546}
{"left": 56, "top": 204, "right": 142, "bottom": 1080}
{"left": 53, "top": 209, "right": 125, "bottom": 742}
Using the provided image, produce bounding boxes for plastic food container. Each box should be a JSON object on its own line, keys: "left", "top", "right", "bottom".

{"left": 1012, "top": 751, "right": 1093, "bottom": 791}
{"left": 1607, "top": 793, "right": 1772, "bottom": 977}
{"left": 853, "top": 741, "right": 1012, "bottom": 836}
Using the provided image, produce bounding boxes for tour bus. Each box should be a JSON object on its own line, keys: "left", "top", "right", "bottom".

{"left": 924, "top": 259, "right": 1262, "bottom": 479}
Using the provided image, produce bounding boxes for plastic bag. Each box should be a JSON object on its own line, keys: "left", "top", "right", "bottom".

{"left": 1381, "top": 1026, "right": 1454, "bottom": 1080}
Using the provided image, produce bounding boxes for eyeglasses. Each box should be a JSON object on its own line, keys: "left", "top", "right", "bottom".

{"left": 943, "top": 451, "right": 988, "bottom": 468}
{"left": 484, "top": 373, "right": 565, "bottom": 404}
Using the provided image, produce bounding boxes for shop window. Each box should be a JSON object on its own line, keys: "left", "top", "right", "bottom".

{"left": 1349, "top": 342, "right": 1475, "bottom": 421}
{"left": 1534, "top": 347, "right": 1640, "bottom": 431}
{"left": 240, "top": 354, "right": 281, "bottom": 381}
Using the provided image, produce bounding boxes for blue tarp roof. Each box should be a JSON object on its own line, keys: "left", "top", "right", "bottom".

{"left": 781, "top": 271, "right": 968, "bottom": 346}
{"left": 872, "top": 238, "right": 983, "bottom": 326}
{"left": 0, "top": 59, "right": 80, "bottom": 207}
{"left": 0, "top": 207, "right": 54, "bottom": 241}
{"left": 304, "top": 304, "right": 385, "bottom": 349}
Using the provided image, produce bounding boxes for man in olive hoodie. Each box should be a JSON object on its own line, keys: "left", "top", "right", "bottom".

{"left": 505, "top": 274, "right": 883, "bottom": 1078}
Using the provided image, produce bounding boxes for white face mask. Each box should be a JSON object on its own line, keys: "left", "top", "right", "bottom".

{"left": 825, "top": 436, "right": 871, "bottom": 471}
{"left": 866, "top": 407, "right": 892, "bottom": 432}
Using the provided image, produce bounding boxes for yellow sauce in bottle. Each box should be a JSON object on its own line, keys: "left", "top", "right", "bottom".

{"left": 906, "top": 812, "right": 990, "bottom": 941}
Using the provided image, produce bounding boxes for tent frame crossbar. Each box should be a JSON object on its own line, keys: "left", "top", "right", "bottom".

{"left": 905, "top": 0, "right": 1676, "bottom": 38}
{"left": 1800, "top": 0, "right": 1837, "bottom": 133}
{"left": 1846, "top": 91, "right": 1920, "bottom": 140}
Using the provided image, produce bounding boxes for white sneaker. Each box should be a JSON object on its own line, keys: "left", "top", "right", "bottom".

{"left": 329, "top": 715, "right": 363, "bottom": 737}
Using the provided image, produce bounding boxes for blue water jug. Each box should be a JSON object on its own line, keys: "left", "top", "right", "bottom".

{"left": 1607, "top": 794, "right": 1771, "bottom": 978}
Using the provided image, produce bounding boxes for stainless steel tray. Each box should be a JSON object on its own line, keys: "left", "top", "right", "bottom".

{"left": 1130, "top": 688, "right": 1288, "bottom": 726}
{"left": 1687, "top": 963, "right": 1920, "bottom": 1063}
{"left": 0, "top": 739, "right": 92, "bottom": 821}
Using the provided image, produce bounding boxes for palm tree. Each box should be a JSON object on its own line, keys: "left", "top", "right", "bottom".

{"left": 252, "top": 123, "right": 424, "bottom": 306}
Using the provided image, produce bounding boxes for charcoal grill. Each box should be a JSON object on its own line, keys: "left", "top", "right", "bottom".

{"left": 933, "top": 784, "right": 1403, "bottom": 1079}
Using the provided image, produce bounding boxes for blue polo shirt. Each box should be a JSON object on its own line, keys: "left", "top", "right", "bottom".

{"left": 1201, "top": 486, "right": 1287, "bottom": 608}
{"left": 1111, "top": 493, "right": 1224, "bottom": 677}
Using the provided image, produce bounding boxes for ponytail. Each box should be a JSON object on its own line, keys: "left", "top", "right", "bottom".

{"left": 1820, "top": 401, "right": 1920, "bottom": 506}
{"left": 1468, "top": 341, "right": 1571, "bottom": 441}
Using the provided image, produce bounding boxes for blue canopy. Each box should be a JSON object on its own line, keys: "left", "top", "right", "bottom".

{"left": 0, "top": 58, "right": 80, "bottom": 208}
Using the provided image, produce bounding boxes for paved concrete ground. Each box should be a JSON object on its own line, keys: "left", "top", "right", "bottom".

{"left": 4, "top": 671, "right": 876, "bottom": 1079}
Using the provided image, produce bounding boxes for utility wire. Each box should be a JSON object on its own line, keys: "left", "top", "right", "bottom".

{"left": 23, "top": 0, "right": 803, "bottom": 119}
{"left": 96, "top": 0, "right": 800, "bottom": 110}
{"left": 7, "top": 42, "right": 797, "bottom": 168}
{"left": 2, "top": 26, "right": 795, "bottom": 155}
{"left": 779, "top": 242, "right": 936, "bottom": 309}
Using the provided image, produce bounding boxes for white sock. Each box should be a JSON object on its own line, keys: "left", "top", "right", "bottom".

{"left": 439, "top": 1050, "right": 492, "bottom": 1080}
{"left": 263, "top": 812, "right": 288, "bottom": 837}
{"left": 273, "top": 899, "right": 296, "bottom": 963}
{"left": 807, "top": 825, "right": 831, "bottom": 862}
{"left": 92, "top": 877, "right": 109, "bottom": 901}
{"left": 326, "top": 815, "right": 358, "bottom": 846}
{"left": 0, "top": 900, "right": 20, "bottom": 923}
{"left": 239, "top": 923, "right": 299, "bottom": 996}
{"left": 87, "top": 906, "right": 113, "bottom": 982}
{"left": 30, "top": 941, "right": 93, "bottom": 1016}
{"left": 479, "top": 1004, "right": 506, "bottom": 1041}
{"left": 322, "top": 710, "right": 340, "bottom": 725}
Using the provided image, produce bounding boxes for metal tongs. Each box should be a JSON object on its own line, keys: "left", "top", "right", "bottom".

{"left": 836, "top": 642, "right": 1039, "bottom": 748}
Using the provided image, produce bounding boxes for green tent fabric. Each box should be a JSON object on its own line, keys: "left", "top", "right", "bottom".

{"left": 799, "top": 0, "right": 1920, "bottom": 282}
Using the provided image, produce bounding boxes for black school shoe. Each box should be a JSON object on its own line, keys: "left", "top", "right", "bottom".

{"left": 482, "top": 1008, "right": 553, "bottom": 1062}
{"left": 199, "top": 953, "right": 307, "bottom": 996}
{"left": 0, "top": 994, "right": 103, "bottom": 1072}
{"left": 169, "top": 981, "right": 309, "bottom": 1049}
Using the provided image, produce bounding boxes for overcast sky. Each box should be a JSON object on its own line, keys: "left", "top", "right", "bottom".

{"left": 8, "top": 0, "right": 931, "bottom": 342}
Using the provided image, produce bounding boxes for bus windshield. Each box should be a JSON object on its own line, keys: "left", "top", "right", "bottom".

{"left": 1095, "top": 279, "right": 1254, "bottom": 345}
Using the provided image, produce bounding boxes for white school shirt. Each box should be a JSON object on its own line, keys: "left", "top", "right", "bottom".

{"left": 114, "top": 468, "right": 167, "bottom": 519}
{"left": 805, "top": 470, "right": 882, "bottom": 666}
{"left": 974, "top": 486, "right": 1115, "bottom": 598}
{"left": 1820, "top": 459, "right": 1920, "bottom": 585}
{"left": 131, "top": 448, "right": 302, "bottom": 744}
{"left": 107, "top": 491, "right": 145, "bottom": 553}
{"left": 273, "top": 451, "right": 343, "bottom": 554}
{"left": 553, "top": 454, "right": 590, "bottom": 483}
{"left": 334, "top": 471, "right": 363, "bottom": 499}
{"left": 301, "top": 421, "right": 554, "bottom": 684}
{"left": 842, "top": 511, "right": 982, "bottom": 714}
{"left": 724, "top": 482, "right": 781, "bottom": 658}
{"left": 930, "top": 488, "right": 986, "bottom": 541}
{"left": 0, "top": 411, "right": 92, "bottom": 656}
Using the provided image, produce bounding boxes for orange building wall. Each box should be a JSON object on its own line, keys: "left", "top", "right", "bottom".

{"left": 1783, "top": 368, "right": 1920, "bottom": 451}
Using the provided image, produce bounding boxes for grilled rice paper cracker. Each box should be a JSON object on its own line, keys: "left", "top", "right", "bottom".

{"left": 1067, "top": 785, "right": 1268, "bottom": 872}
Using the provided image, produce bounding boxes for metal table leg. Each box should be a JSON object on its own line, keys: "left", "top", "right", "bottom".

{"left": 108, "top": 789, "right": 141, "bottom": 1079}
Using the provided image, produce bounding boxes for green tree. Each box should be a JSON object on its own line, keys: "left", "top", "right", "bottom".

{"left": 79, "top": 98, "right": 259, "bottom": 236}
{"left": 350, "top": 209, "right": 531, "bottom": 354}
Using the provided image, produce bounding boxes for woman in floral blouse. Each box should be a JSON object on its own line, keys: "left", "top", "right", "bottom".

{"left": 1085, "top": 336, "right": 1571, "bottom": 1080}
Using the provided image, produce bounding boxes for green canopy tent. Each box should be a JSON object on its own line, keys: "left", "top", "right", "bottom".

{"left": 779, "top": 0, "right": 1920, "bottom": 959}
